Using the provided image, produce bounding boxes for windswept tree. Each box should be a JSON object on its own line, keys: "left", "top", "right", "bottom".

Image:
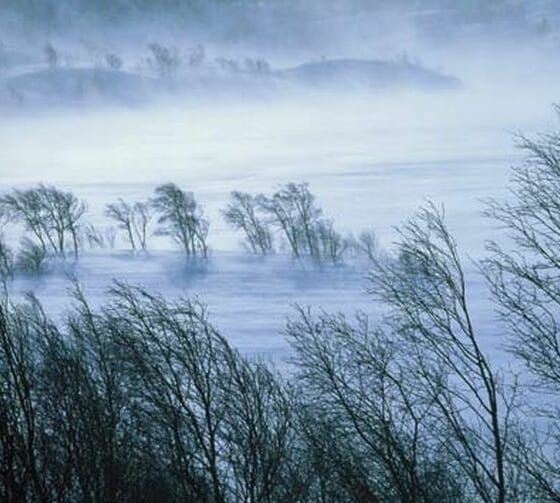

{"left": 260, "top": 183, "right": 322, "bottom": 258}
{"left": 0, "top": 282, "right": 299, "bottom": 502}
{"left": 222, "top": 191, "right": 273, "bottom": 254}
{"left": 152, "top": 183, "right": 208, "bottom": 258}
{"left": 1, "top": 187, "right": 52, "bottom": 253}
{"left": 83, "top": 225, "right": 117, "bottom": 250}
{"left": 350, "top": 229, "right": 379, "bottom": 261}
{"left": 484, "top": 128, "right": 560, "bottom": 500}
{"left": 36, "top": 184, "right": 85, "bottom": 258}
{"left": 105, "top": 199, "right": 152, "bottom": 251}
{"left": 1, "top": 185, "right": 86, "bottom": 258}
{"left": 258, "top": 182, "right": 347, "bottom": 263}
{"left": 288, "top": 308, "right": 464, "bottom": 502}
{"left": 367, "top": 203, "right": 517, "bottom": 503}
{"left": 315, "top": 219, "right": 348, "bottom": 264}
{"left": 132, "top": 201, "right": 152, "bottom": 251}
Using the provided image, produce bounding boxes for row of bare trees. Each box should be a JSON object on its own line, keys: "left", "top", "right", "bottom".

{"left": 0, "top": 182, "right": 210, "bottom": 279}
{"left": 2, "top": 122, "right": 560, "bottom": 501}
{"left": 0, "top": 283, "right": 300, "bottom": 503}
{"left": 0, "top": 181, "right": 378, "bottom": 284}
{"left": 104, "top": 183, "right": 209, "bottom": 257}
{"left": 223, "top": 182, "right": 377, "bottom": 264}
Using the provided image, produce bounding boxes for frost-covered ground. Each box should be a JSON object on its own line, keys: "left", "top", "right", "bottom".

{"left": 1, "top": 83, "right": 557, "bottom": 365}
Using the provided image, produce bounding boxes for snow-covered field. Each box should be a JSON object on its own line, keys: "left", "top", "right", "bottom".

{"left": 1, "top": 82, "right": 557, "bottom": 364}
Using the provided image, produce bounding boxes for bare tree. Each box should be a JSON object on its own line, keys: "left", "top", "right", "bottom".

{"left": 484, "top": 129, "right": 560, "bottom": 500}
{"left": 35, "top": 184, "right": 85, "bottom": 258}
{"left": 0, "top": 299, "right": 47, "bottom": 502}
{"left": 367, "top": 203, "right": 517, "bottom": 503}
{"left": 258, "top": 182, "right": 349, "bottom": 264}
{"left": 288, "top": 306, "right": 464, "bottom": 502}
{"left": 105, "top": 199, "right": 138, "bottom": 251}
{"left": 132, "top": 201, "right": 153, "bottom": 251}
{"left": 315, "top": 220, "right": 348, "bottom": 264}
{"left": 152, "top": 183, "right": 208, "bottom": 258}
{"left": 2, "top": 187, "right": 53, "bottom": 254}
{"left": 260, "top": 182, "right": 322, "bottom": 259}
{"left": 350, "top": 229, "right": 379, "bottom": 261}
{"left": 83, "top": 224, "right": 107, "bottom": 249}
{"left": 222, "top": 191, "right": 273, "bottom": 254}
{"left": 2, "top": 185, "right": 86, "bottom": 259}
{"left": 103, "top": 282, "right": 299, "bottom": 502}
{"left": 0, "top": 287, "right": 161, "bottom": 502}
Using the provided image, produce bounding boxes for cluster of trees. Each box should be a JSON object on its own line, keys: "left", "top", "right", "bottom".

{"left": 223, "top": 183, "right": 377, "bottom": 264}
{"left": 2, "top": 126, "right": 560, "bottom": 501}
{"left": 0, "top": 182, "right": 209, "bottom": 279}
{"left": 115, "top": 44, "right": 271, "bottom": 78}
{"left": 0, "top": 184, "right": 86, "bottom": 280}
{"left": 0, "top": 180, "right": 379, "bottom": 286}
{"left": 36, "top": 39, "right": 271, "bottom": 82}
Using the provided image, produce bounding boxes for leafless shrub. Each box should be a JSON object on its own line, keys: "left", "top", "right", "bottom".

{"left": 104, "top": 226, "right": 117, "bottom": 249}
{"left": 83, "top": 223, "right": 120, "bottom": 250}
{"left": 243, "top": 58, "right": 271, "bottom": 74}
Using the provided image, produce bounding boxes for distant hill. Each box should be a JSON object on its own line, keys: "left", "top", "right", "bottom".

{"left": 0, "top": 57, "right": 460, "bottom": 108}
{"left": 276, "top": 59, "right": 460, "bottom": 91}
